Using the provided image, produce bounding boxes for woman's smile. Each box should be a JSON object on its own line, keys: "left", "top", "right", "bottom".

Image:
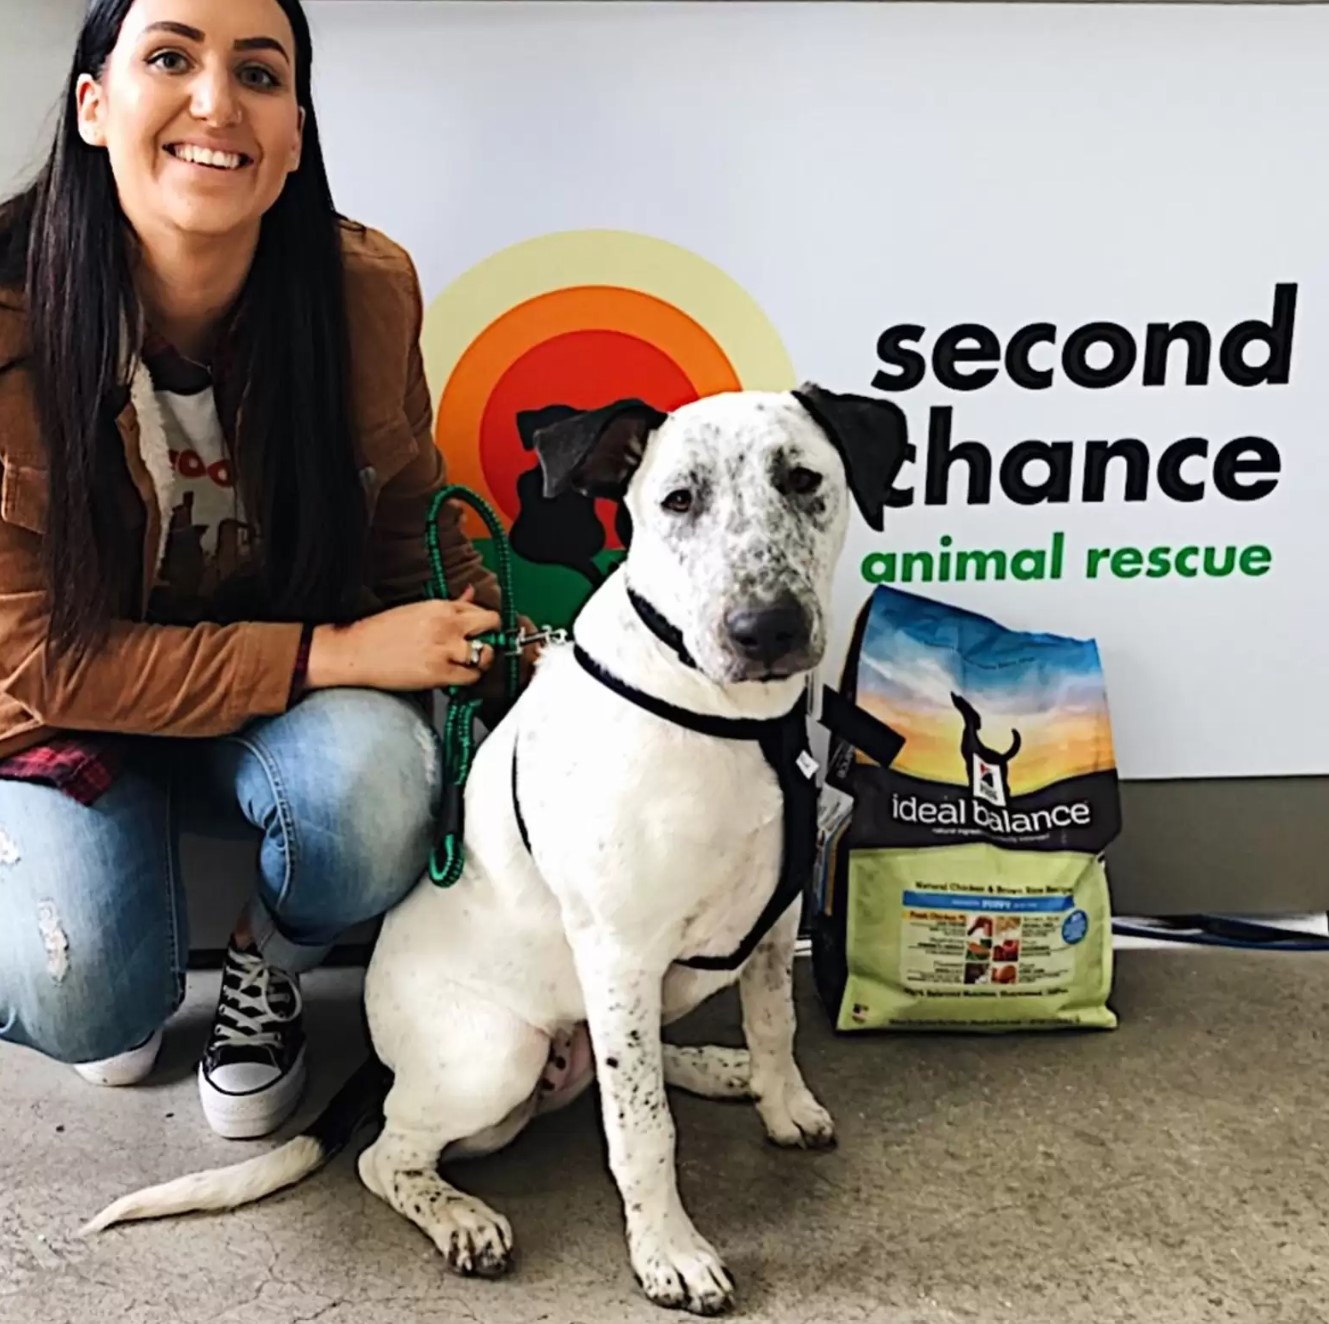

{"left": 163, "top": 141, "right": 254, "bottom": 172}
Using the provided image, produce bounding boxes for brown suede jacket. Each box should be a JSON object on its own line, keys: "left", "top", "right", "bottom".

{"left": 0, "top": 221, "right": 501, "bottom": 760}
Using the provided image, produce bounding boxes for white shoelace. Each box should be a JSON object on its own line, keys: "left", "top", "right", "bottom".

{"left": 213, "top": 947, "right": 303, "bottom": 1051}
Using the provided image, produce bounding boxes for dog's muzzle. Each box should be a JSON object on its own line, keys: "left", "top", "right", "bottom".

{"left": 724, "top": 596, "right": 815, "bottom": 677}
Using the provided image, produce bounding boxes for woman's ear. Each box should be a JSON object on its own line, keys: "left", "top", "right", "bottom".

{"left": 75, "top": 73, "right": 108, "bottom": 148}
{"left": 289, "top": 106, "right": 305, "bottom": 173}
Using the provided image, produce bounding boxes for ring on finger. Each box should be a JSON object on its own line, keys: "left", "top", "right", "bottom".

{"left": 467, "top": 639, "right": 485, "bottom": 667}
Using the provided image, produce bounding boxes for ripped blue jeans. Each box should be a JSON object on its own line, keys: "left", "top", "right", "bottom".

{"left": 0, "top": 689, "right": 441, "bottom": 1065}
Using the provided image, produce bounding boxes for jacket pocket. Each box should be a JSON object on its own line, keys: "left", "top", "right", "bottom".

{"left": 0, "top": 463, "right": 49, "bottom": 534}
{"left": 0, "top": 691, "right": 47, "bottom": 750}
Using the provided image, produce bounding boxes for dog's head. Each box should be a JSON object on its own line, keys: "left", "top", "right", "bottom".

{"left": 530, "top": 384, "right": 908, "bottom": 684}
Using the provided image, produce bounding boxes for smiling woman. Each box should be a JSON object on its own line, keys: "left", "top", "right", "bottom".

{"left": 88, "top": 8, "right": 305, "bottom": 264}
{"left": 0, "top": 0, "right": 532, "bottom": 1140}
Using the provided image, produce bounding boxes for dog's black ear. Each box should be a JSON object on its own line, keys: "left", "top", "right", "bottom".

{"left": 791, "top": 382, "right": 909, "bottom": 532}
{"left": 527, "top": 399, "right": 668, "bottom": 500}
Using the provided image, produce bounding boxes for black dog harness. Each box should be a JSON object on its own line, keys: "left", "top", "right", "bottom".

{"left": 511, "top": 591, "right": 820, "bottom": 973}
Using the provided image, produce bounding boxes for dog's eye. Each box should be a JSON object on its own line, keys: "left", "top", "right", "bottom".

{"left": 788, "top": 467, "right": 823, "bottom": 496}
{"left": 662, "top": 489, "right": 693, "bottom": 514}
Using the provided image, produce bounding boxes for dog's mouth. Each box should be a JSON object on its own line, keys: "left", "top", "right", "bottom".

{"left": 753, "top": 661, "right": 810, "bottom": 683}
{"left": 722, "top": 646, "right": 822, "bottom": 686}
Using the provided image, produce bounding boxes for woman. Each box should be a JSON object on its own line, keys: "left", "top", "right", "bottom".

{"left": 0, "top": 0, "right": 526, "bottom": 1140}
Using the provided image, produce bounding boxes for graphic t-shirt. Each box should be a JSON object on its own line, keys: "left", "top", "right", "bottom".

{"left": 142, "top": 339, "right": 260, "bottom": 625}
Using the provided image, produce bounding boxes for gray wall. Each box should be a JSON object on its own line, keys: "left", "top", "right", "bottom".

{"left": 1, "top": 1, "right": 1322, "bottom": 946}
{"left": 0, "top": 0, "right": 82, "bottom": 196}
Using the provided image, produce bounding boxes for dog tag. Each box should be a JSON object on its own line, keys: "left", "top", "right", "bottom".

{"left": 797, "top": 750, "right": 820, "bottom": 780}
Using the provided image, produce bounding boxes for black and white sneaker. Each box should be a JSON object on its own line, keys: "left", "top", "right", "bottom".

{"left": 198, "top": 938, "right": 307, "bottom": 1139}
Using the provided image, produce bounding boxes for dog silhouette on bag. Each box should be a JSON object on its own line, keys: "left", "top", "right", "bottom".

{"left": 951, "top": 692, "right": 1021, "bottom": 809}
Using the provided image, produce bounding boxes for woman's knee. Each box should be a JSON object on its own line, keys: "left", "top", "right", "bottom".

{"left": 0, "top": 776, "right": 182, "bottom": 1064}
{"left": 4, "top": 922, "right": 181, "bottom": 1064}
{"left": 234, "top": 689, "right": 441, "bottom": 926}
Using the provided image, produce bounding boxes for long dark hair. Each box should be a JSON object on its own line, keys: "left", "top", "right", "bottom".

{"left": 0, "top": 0, "right": 368, "bottom": 654}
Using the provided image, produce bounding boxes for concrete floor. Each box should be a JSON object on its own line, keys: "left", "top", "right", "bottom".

{"left": 3, "top": 950, "right": 1328, "bottom": 1324}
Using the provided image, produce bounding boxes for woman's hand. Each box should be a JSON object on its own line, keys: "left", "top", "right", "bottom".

{"left": 307, "top": 586, "right": 503, "bottom": 692}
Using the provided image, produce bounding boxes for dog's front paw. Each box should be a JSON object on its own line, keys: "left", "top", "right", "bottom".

{"left": 631, "top": 1216, "right": 734, "bottom": 1316}
{"left": 435, "top": 1196, "right": 514, "bottom": 1278}
{"left": 757, "top": 1081, "right": 837, "bottom": 1150}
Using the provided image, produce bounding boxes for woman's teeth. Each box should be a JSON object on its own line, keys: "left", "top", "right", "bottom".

{"left": 168, "top": 144, "right": 246, "bottom": 170}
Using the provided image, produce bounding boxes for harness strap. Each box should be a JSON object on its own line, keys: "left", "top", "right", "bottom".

{"left": 511, "top": 606, "right": 819, "bottom": 973}
{"left": 573, "top": 645, "right": 781, "bottom": 742}
{"left": 513, "top": 743, "right": 531, "bottom": 853}
{"left": 675, "top": 688, "right": 817, "bottom": 972}
{"left": 627, "top": 587, "right": 698, "bottom": 669}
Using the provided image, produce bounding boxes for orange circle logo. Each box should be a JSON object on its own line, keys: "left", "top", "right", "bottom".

{"left": 422, "top": 230, "right": 794, "bottom": 623}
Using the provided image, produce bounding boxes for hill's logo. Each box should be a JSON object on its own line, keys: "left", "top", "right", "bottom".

{"left": 420, "top": 230, "right": 794, "bottom": 624}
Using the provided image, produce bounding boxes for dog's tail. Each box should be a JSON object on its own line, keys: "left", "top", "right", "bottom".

{"left": 79, "top": 1054, "right": 391, "bottom": 1235}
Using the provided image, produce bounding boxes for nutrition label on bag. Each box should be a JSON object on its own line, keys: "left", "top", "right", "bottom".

{"left": 899, "top": 888, "right": 1085, "bottom": 992}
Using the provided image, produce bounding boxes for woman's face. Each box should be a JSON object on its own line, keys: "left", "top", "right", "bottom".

{"left": 75, "top": 0, "right": 304, "bottom": 244}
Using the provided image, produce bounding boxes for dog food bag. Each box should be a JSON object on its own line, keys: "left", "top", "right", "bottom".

{"left": 810, "top": 584, "right": 1120, "bottom": 1033}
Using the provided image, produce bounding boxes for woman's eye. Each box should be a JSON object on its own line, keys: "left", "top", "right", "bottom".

{"left": 148, "top": 49, "right": 190, "bottom": 74}
{"left": 788, "top": 467, "right": 823, "bottom": 495}
{"left": 239, "top": 64, "right": 281, "bottom": 91}
{"left": 662, "top": 490, "right": 693, "bottom": 514}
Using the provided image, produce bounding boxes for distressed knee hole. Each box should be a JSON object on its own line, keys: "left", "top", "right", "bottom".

{"left": 36, "top": 901, "right": 69, "bottom": 982}
{"left": 413, "top": 723, "right": 441, "bottom": 792}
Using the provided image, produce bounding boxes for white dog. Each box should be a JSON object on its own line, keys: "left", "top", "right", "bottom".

{"left": 82, "top": 383, "right": 907, "bottom": 1316}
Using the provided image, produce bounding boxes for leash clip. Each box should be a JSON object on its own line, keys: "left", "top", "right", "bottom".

{"left": 509, "top": 625, "right": 570, "bottom": 653}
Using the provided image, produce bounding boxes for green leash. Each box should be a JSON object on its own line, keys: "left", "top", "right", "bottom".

{"left": 424, "top": 485, "right": 524, "bottom": 887}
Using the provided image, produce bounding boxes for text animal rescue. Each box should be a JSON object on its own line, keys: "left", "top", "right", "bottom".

{"left": 867, "top": 283, "right": 1296, "bottom": 509}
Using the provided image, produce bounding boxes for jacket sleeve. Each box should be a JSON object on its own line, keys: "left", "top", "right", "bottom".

{"left": 366, "top": 257, "right": 502, "bottom": 612}
{"left": 0, "top": 468, "right": 303, "bottom": 739}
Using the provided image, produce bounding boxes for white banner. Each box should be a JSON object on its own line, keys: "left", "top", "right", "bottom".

{"left": 308, "top": 2, "right": 1329, "bottom": 780}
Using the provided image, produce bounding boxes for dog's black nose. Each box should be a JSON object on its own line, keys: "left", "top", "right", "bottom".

{"left": 726, "top": 600, "right": 809, "bottom": 665}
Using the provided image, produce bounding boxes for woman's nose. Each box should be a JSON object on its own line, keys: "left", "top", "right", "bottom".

{"left": 190, "top": 66, "right": 242, "bottom": 127}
